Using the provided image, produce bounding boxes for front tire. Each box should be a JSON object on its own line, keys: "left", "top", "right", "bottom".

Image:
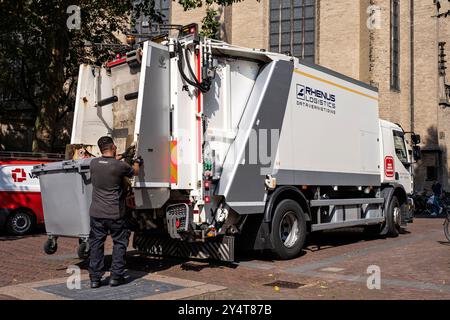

{"left": 385, "top": 196, "right": 401, "bottom": 237}
{"left": 270, "top": 200, "right": 307, "bottom": 260}
{"left": 6, "top": 210, "right": 35, "bottom": 236}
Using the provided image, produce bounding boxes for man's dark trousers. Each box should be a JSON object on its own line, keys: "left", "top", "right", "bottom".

{"left": 88, "top": 217, "right": 130, "bottom": 281}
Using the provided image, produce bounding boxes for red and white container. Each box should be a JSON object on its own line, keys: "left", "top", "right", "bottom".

{"left": 0, "top": 159, "right": 50, "bottom": 235}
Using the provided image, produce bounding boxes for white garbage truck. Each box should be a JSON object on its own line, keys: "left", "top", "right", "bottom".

{"left": 62, "top": 25, "right": 422, "bottom": 261}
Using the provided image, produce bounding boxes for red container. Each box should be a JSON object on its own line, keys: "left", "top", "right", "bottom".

{"left": 0, "top": 159, "right": 51, "bottom": 234}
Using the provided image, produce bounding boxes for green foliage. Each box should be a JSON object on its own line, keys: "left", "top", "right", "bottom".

{"left": 200, "top": 8, "right": 221, "bottom": 39}
{"left": 0, "top": 0, "right": 251, "bottom": 152}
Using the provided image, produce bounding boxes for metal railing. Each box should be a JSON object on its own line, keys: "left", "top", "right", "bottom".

{"left": 0, "top": 151, "right": 64, "bottom": 161}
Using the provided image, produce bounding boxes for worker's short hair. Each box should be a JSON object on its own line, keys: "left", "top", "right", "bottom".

{"left": 97, "top": 136, "right": 115, "bottom": 153}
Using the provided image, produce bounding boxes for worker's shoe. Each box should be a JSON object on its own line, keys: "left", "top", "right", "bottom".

{"left": 90, "top": 280, "right": 101, "bottom": 289}
{"left": 109, "top": 276, "right": 126, "bottom": 287}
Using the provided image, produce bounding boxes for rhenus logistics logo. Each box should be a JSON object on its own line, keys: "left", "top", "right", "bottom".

{"left": 296, "top": 84, "right": 337, "bottom": 115}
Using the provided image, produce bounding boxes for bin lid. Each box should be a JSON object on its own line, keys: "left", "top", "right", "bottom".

{"left": 32, "top": 158, "right": 93, "bottom": 175}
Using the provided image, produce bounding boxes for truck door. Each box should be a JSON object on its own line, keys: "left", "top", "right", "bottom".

{"left": 391, "top": 130, "right": 412, "bottom": 194}
{"left": 382, "top": 125, "right": 412, "bottom": 194}
{"left": 132, "top": 41, "right": 171, "bottom": 209}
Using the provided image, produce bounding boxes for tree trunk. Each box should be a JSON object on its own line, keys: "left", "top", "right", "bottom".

{"left": 32, "top": 30, "right": 67, "bottom": 153}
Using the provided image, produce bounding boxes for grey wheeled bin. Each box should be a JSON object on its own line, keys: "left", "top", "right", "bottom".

{"left": 32, "top": 158, "right": 93, "bottom": 260}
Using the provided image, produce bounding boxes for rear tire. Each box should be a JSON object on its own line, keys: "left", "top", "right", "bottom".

{"left": 6, "top": 210, "right": 35, "bottom": 236}
{"left": 270, "top": 199, "right": 307, "bottom": 260}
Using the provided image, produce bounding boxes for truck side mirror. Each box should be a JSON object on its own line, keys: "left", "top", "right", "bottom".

{"left": 413, "top": 146, "right": 422, "bottom": 161}
{"left": 412, "top": 134, "right": 421, "bottom": 145}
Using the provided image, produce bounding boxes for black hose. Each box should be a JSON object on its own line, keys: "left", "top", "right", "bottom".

{"left": 185, "top": 48, "right": 211, "bottom": 93}
{"left": 176, "top": 42, "right": 210, "bottom": 93}
{"left": 177, "top": 44, "right": 200, "bottom": 88}
{"left": 185, "top": 48, "right": 199, "bottom": 84}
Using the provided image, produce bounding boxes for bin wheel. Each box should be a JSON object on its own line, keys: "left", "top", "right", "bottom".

{"left": 44, "top": 238, "right": 58, "bottom": 255}
{"left": 77, "top": 241, "right": 90, "bottom": 260}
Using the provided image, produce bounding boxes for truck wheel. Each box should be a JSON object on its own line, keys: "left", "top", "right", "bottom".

{"left": 385, "top": 196, "right": 401, "bottom": 237}
{"left": 6, "top": 210, "right": 35, "bottom": 236}
{"left": 44, "top": 238, "right": 58, "bottom": 255}
{"left": 270, "top": 199, "right": 307, "bottom": 260}
{"left": 77, "top": 241, "right": 90, "bottom": 260}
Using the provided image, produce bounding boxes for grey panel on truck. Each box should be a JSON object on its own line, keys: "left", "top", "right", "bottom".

{"left": 111, "top": 65, "right": 140, "bottom": 152}
{"left": 133, "top": 233, "right": 235, "bottom": 262}
{"left": 217, "top": 60, "right": 294, "bottom": 215}
{"left": 133, "top": 42, "right": 171, "bottom": 209}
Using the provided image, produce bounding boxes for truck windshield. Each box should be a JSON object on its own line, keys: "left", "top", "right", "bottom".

{"left": 393, "top": 131, "right": 408, "bottom": 164}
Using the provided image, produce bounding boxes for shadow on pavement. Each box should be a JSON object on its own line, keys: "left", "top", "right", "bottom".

{"left": 70, "top": 225, "right": 418, "bottom": 271}
{"left": 304, "top": 227, "right": 385, "bottom": 253}
{"left": 0, "top": 227, "right": 46, "bottom": 241}
{"left": 414, "top": 215, "right": 447, "bottom": 219}
{"left": 74, "top": 250, "right": 185, "bottom": 279}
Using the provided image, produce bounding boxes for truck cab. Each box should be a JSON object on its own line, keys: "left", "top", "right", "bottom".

{"left": 379, "top": 120, "right": 420, "bottom": 229}
{"left": 380, "top": 120, "right": 414, "bottom": 194}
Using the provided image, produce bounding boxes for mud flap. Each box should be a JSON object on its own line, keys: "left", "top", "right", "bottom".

{"left": 133, "top": 233, "right": 235, "bottom": 262}
{"left": 400, "top": 203, "right": 409, "bottom": 227}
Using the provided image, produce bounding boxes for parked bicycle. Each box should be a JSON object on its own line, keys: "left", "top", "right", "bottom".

{"left": 412, "top": 190, "right": 450, "bottom": 216}
{"left": 411, "top": 190, "right": 433, "bottom": 215}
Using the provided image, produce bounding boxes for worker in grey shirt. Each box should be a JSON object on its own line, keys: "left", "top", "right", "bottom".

{"left": 88, "top": 136, "right": 142, "bottom": 288}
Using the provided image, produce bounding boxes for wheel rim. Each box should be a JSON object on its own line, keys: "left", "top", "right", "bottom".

{"left": 393, "top": 207, "right": 401, "bottom": 227}
{"left": 11, "top": 213, "right": 31, "bottom": 233}
{"left": 279, "top": 211, "right": 299, "bottom": 248}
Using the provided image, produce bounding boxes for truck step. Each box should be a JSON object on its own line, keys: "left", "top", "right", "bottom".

{"left": 133, "top": 233, "right": 235, "bottom": 262}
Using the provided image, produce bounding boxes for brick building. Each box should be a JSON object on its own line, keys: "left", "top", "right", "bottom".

{"left": 169, "top": 0, "right": 450, "bottom": 192}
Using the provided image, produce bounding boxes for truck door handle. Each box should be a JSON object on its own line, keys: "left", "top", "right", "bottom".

{"left": 395, "top": 172, "right": 399, "bottom": 180}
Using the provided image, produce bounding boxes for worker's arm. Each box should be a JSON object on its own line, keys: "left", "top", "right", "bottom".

{"left": 132, "top": 162, "right": 140, "bottom": 176}
{"left": 132, "top": 157, "right": 143, "bottom": 176}
{"left": 116, "top": 144, "right": 136, "bottom": 161}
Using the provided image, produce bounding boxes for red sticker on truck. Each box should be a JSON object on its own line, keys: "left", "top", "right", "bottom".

{"left": 11, "top": 168, "right": 27, "bottom": 183}
{"left": 385, "top": 156, "right": 395, "bottom": 178}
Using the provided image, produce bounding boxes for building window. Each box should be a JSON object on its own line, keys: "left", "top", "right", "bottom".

{"left": 133, "top": 0, "right": 170, "bottom": 35}
{"left": 269, "top": 0, "right": 316, "bottom": 63}
{"left": 390, "top": 0, "right": 400, "bottom": 91}
{"left": 426, "top": 166, "right": 438, "bottom": 181}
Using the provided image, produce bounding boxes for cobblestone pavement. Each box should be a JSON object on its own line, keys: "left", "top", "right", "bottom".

{"left": 0, "top": 217, "right": 449, "bottom": 300}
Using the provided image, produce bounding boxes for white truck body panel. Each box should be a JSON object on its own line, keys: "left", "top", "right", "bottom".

{"left": 71, "top": 65, "right": 114, "bottom": 151}
{"left": 275, "top": 62, "right": 380, "bottom": 186}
